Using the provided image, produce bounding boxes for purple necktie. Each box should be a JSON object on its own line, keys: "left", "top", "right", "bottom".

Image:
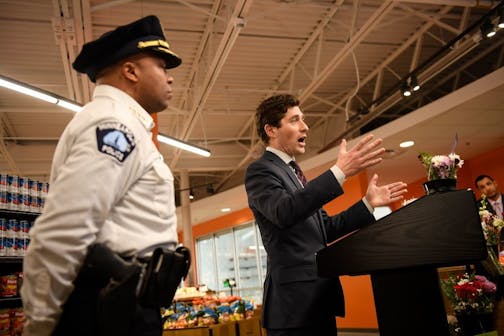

{"left": 289, "top": 161, "right": 307, "bottom": 187}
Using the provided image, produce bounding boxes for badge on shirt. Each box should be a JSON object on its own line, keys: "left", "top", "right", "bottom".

{"left": 96, "top": 122, "right": 136, "bottom": 163}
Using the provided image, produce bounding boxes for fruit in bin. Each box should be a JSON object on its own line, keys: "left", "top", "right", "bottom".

{"left": 216, "top": 305, "right": 232, "bottom": 323}
{"left": 175, "top": 314, "right": 188, "bottom": 329}
{"left": 201, "top": 307, "right": 218, "bottom": 326}
{"left": 163, "top": 313, "right": 180, "bottom": 330}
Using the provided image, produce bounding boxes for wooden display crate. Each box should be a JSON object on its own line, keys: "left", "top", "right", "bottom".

{"left": 209, "top": 322, "right": 236, "bottom": 336}
{"left": 236, "top": 317, "right": 261, "bottom": 336}
{"left": 163, "top": 327, "right": 210, "bottom": 336}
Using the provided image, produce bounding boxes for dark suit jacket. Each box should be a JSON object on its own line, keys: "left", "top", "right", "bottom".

{"left": 245, "top": 151, "right": 375, "bottom": 329}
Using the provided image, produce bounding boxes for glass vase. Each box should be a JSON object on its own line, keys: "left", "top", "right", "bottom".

{"left": 422, "top": 178, "right": 457, "bottom": 195}
{"left": 456, "top": 312, "right": 495, "bottom": 336}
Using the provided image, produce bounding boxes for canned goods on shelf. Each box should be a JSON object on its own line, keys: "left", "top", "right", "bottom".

{"left": 7, "top": 175, "right": 19, "bottom": 194}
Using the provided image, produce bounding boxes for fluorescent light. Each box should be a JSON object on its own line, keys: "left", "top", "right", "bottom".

{"left": 399, "top": 140, "right": 415, "bottom": 148}
{"left": 57, "top": 99, "right": 83, "bottom": 113}
{"left": 0, "top": 74, "right": 210, "bottom": 157}
{"left": 0, "top": 77, "right": 58, "bottom": 104}
{"left": 0, "top": 74, "right": 83, "bottom": 111}
{"left": 157, "top": 133, "right": 211, "bottom": 157}
{"left": 221, "top": 208, "right": 231, "bottom": 212}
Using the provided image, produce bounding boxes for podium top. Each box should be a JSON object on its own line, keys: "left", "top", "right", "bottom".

{"left": 316, "top": 190, "right": 487, "bottom": 277}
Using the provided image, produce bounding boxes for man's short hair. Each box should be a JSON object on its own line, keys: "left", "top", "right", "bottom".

{"left": 255, "top": 94, "right": 300, "bottom": 144}
{"left": 475, "top": 174, "right": 494, "bottom": 188}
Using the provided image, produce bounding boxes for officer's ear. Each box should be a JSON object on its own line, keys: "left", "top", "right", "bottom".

{"left": 122, "top": 61, "right": 140, "bottom": 83}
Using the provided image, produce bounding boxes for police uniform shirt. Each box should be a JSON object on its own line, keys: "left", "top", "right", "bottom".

{"left": 21, "top": 84, "right": 178, "bottom": 335}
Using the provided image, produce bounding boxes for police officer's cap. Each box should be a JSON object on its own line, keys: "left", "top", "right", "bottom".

{"left": 73, "top": 15, "right": 181, "bottom": 82}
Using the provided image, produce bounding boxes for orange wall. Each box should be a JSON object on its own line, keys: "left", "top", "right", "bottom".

{"left": 186, "top": 144, "right": 504, "bottom": 329}
{"left": 193, "top": 207, "right": 254, "bottom": 238}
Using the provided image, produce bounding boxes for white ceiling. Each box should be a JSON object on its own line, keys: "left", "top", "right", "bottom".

{"left": 0, "top": 0, "right": 503, "bottom": 217}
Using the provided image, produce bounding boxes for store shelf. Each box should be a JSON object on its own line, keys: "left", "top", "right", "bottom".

{"left": 0, "top": 296, "right": 21, "bottom": 303}
{"left": 0, "top": 207, "right": 39, "bottom": 311}
{"left": 0, "top": 296, "right": 22, "bottom": 309}
{"left": 0, "top": 257, "right": 23, "bottom": 263}
{"left": 0, "top": 208, "right": 39, "bottom": 219}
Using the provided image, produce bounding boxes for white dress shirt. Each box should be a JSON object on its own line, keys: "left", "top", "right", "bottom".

{"left": 491, "top": 195, "right": 503, "bottom": 219}
{"left": 21, "top": 85, "right": 178, "bottom": 335}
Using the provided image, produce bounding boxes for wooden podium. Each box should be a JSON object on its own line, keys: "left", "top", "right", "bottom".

{"left": 316, "top": 190, "right": 487, "bottom": 335}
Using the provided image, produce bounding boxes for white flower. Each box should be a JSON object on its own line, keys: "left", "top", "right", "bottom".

{"left": 448, "top": 153, "right": 464, "bottom": 168}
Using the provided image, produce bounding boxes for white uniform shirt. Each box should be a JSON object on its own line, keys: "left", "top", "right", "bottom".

{"left": 21, "top": 85, "right": 178, "bottom": 335}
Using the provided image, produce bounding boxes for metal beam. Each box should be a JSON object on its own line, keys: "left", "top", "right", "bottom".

{"left": 299, "top": 1, "right": 395, "bottom": 102}
{"left": 398, "top": 3, "right": 460, "bottom": 35}
{"left": 0, "top": 114, "right": 19, "bottom": 173}
{"left": 396, "top": 0, "right": 495, "bottom": 6}
{"left": 175, "top": 0, "right": 223, "bottom": 116}
{"left": 309, "top": 5, "right": 454, "bottom": 132}
{"left": 170, "top": 0, "right": 253, "bottom": 168}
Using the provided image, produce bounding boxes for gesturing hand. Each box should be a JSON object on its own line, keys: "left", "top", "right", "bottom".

{"left": 365, "top": 174, "right": 408, "bottom": 208}
{"left": 336, "top": 134, "right": 385, "bottom": 178}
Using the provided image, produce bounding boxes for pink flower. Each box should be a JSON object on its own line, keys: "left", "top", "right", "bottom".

{"left": 475, "top": 275, "right": 497, "bottom": 293}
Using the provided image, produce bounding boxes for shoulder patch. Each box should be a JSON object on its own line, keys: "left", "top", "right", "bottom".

{"left": 96, "top": 122, "right": 136, "bottom": 163}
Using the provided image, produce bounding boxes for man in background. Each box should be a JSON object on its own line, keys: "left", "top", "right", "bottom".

{"left": 476, "top": 174, "right": 503, "bottom": 219}
{"left": 21, "top": 15, "right": 181, "bottom": 336}
{"left": 245, "top": 94, "right": 407, "bottom": 336}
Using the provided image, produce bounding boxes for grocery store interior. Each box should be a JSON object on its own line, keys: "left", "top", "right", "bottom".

{"left": 1, "top": 0, "right": 504, "bottom": 335}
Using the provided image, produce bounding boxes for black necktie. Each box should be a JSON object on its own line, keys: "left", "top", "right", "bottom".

{"left": 289, "top": 161, "right": 307, "bottom": 187}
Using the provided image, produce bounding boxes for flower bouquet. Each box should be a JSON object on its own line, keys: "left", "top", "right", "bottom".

{"left": 418, "top": 152, "right": 464, "bottom": 180}
{"left": 441, "top": 273, "right": 497, "bottom": 335}
{"left": 418, "top": 152, "right": 464, "bottom": 194}
{"left": 480, "top": 195, "right": 504, "bottom": 247}
{"left": 442, "top": 272, "right": 497, "bottom": 314}
{"left": 478, "top": 196, "right": 504, "bottom": 282}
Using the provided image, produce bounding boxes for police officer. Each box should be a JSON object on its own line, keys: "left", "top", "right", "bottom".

{"left": 21, "top": 15, "right": 181, "bottom": 336}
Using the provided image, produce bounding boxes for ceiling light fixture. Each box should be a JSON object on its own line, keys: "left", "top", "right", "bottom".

{"left": 410, "top": 74, "right": 420, "bottom": 92}
{"left": 499, "top": 7, "right": 504, "bottom": 29}
{"left": 481, "top": 19, "right": 496, "bottom": 38}
{"left": 0, "top": 74, "right": 211, "bottom": 157}
{"left": 157, "top": 134, "right": 211, "bottom": 157}
{"left": 0, "top": 74, "right": 82, "bottom": 111}
{"left": 399, "top": 140, "right": 415, "bottom": 148}
{"left": 401, "top": 82, "right": 412, "bottom": 97}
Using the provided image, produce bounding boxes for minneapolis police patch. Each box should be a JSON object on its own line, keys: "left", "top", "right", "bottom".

{"left": 96, "top": 122, "right": 136, "bottom": 163}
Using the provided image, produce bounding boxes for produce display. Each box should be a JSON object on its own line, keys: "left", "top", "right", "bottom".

{"left": 163, "top": 288, "right": 255, "bottom": 330}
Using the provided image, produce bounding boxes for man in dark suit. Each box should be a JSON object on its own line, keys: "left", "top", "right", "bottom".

{"left": 245, "top": 94, "right": 407, "bottom": 336}
{"left": 476, "top": 174, "right": 503, "bottom": 219}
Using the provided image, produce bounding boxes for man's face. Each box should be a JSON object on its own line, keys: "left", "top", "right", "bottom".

{"left": 133, "top": 54, "right": 174, "bottom": 113}
{"left": 477, "top": 177, "right": 499, "bottom": 199}
{"left": 267, "top": 106, "right": 309, "bottom": 157}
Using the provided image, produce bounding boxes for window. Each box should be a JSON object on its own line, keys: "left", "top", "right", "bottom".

{"left": 215, "top": 230, "right": 235, "bottom": 291}
{"left": 195, "top": 235, "right": 217, "bottom": 291}
{"left": 195, "top": 221, "right": 265, "bottom": 304}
